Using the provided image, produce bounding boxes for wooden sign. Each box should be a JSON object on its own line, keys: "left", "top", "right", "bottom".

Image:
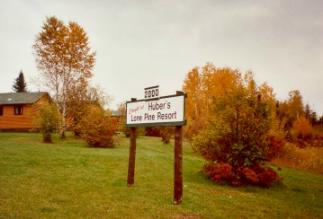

{"left": 126, "top": 94, "right": 185, "bottom": 127}
{"left": 126, "top": 89, "right": 186, "bottom": 205}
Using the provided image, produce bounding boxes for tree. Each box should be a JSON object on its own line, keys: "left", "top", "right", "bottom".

{"left": 292, "top": 116, "right": 313, "bottom": 141}
{"left": 67, "top": 84, "right": 107, "bottom": 136}
{"left": 305, "top": 104, "right": 311, "bottom": 120}
{"left": 183, "top": 63, "right": 242, "bottom": 139}
{"left": 182, "top": 67, "right": 204, "bottom": 139}
{"left": 13, "top": 71, "right": 27, "bottom": 92}
{"left": 309, "top": 111, "right": 317, "bottom": 126}
{"left": 320, "top": 116, "right": 323, "bottom": 128}
{"left": 275, "top": 90, "right": 305, "bottom": 140}
{"left": 287, "top": 90, "right": 304, "bottom": 120}
{"left": 192, "top": 70, "right": 282, "bottom": 187}
{"left": 116, "top": 102, "right": 131, "bottom": 137}
{"left": 35, "top": 103, "right": 60, "bottom": 143}
{"left": 33, "top": 16, "right": 95, "bottom": 139}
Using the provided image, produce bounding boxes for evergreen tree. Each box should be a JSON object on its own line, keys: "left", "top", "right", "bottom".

{"left": 13, "top": 71, "right": 27, "bottom": 92}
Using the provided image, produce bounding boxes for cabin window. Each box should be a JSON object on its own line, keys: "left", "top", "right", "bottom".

{"left": 14, "top": 105, "right": 23, "bottom": 115}
{"left": 0, "top": 106, "right": 3, "bottom": 116}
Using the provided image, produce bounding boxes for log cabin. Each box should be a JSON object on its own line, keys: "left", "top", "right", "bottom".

{"left": 0, "top": 92, "right": 51, "bottom": 131}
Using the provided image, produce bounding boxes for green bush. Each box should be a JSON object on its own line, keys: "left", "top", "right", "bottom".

{"left": 192, "top": 81, "right": 282, "bottom": 186}
{"left": 35, "top": 103, "right": 60, "bottom": 143}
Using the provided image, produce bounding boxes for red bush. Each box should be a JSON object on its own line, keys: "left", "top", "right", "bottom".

{"left": 204, "top": 162, "right": 280, "bottom": 187}
{"left": 257, "top": 167, "right": 279, "bottom": 187}
{"left": 242, "top": 167, "right": 259, "bottom": 184}
{"left": 203, "top": 163, "right": 233, "bottom": 182}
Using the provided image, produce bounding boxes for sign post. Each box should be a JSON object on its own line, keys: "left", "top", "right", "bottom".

{"left": 127, "top": 127, "right": 136, "bottom": 186}
{"left": 174, "top": 125, "right": 183, "bottom": 204}
{"left": 127, "top": 98, "right": 137, "bottom": 186}
{"left": 126, "top": 87, "right": 186, "bottom": 204}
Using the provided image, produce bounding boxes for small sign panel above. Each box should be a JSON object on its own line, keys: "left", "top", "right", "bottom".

{"left": 144, "top": 85, "right": 159, "bottom": 99}
{"left": 126, "top": 94, "right": 185, "bottom": 127}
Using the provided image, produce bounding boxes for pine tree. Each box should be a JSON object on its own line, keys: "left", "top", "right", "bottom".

{"left": 13, "top": 71, "right": 27, "bottom": 92}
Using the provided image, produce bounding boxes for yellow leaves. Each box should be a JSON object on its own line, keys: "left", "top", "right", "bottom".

{"left": 34, "top": 16, "right": 95, "bottom": 82}
{"left": 34, "top": 16, "right": 96, "bottom": 136}
{"left": 183, "top": 63, "right": 250, "bottom": 138}
{"left": 182, "top": 63, "right": 281, "bottom": 140}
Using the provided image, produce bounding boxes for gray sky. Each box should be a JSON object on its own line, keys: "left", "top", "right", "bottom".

{"left": 0, "top": 0, "right": 322, "bottom": 115}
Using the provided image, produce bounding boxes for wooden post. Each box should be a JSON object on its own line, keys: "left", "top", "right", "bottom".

{"left": 174, "top": 125, "right": 183, "bottom": 204}
{"left": 127, "top": 127, "right": 137, "bottom": 186}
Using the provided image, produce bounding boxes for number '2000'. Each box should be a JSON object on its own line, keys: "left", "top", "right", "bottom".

{"left": 145, "top": 88, "right": 159, "bottom": 99}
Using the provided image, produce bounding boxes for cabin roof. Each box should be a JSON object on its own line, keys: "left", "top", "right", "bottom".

{"left": 0, "top": 92, "right": 48, "bottom": 105}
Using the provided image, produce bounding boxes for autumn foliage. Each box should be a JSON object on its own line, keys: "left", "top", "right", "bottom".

{"left": 34, "top": 16, "right": 95, "bottom": 138}
{"left": 273, "top": 143, "right": 323, "bottom": 174}
{"left": 292, "top": 116, "right": 313, "bottom": 142}
{"left": 182, "top": 61, "right": 323, "bottom": 185}
{"left": 187, "top": 64, "right": 283, "bottom": 186}
{"left": 77, "top": 105, "right": 118, "bottom": 148}
{"left": 203, "top": 162, "right": 279, "bottom": 187}
{"left": 183, "top": 64, "right": 242, "bottom": 139}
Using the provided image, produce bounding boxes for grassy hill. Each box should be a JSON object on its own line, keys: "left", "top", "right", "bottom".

{"left": 0, "top": 133, "right": 323, "bottom": 219}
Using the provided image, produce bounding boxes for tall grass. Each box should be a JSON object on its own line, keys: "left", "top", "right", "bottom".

{"left": 273, "top": 143, "right": 323, "bottom": 174}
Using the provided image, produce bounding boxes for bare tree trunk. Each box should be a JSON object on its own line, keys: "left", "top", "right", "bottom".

{"left": 60, "top": 119, "right": 66, "bottom": 139}
{"left": 60, "top": 86, "right": 67, "bottom": 139}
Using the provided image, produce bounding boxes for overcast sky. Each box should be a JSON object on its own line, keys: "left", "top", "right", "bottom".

{"left": 0, "top": 0, "right": 322, "bottom": 115}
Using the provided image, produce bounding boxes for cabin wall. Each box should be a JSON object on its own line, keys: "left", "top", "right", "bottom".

{"left": 0, "top": 105, "right": 35, "bottom": 130}
{"left": 0, "top": 95, "right": 50, "bottom": 131}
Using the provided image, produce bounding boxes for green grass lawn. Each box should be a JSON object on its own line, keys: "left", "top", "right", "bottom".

{"left": 0, "top": 133, "right": 323, "bottom": 219}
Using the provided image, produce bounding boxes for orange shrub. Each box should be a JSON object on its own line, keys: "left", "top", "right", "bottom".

{"left": 77, "top": 105, "right": 118, "bottom": 148}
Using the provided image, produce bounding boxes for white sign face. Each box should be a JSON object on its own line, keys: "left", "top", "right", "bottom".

{"left": 126, "top": 95, "right": 185, "bottom": 127}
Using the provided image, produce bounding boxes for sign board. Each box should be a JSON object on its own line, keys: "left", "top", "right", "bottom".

{"left": 126, "top": 87, "right": 186, "bottom": 204}
{"left": 144, "top": 85, "right": 159, "bottom": 99}
{"left": 126, "top": 94, "right": 185, "bottom": 127}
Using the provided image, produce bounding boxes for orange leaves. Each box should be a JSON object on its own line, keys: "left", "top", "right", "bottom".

{"left": 77, "top": 105, "right": 118, "bottom": 148}
{"left": 292, "top": 116, "right": 313, "bottom": 140}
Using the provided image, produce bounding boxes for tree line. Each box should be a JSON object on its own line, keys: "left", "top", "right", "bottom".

{"left": 182, "top": 63, "right": 323, "bottom": 186}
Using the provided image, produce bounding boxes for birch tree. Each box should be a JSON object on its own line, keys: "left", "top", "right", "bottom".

{"left": 33, "top": 16, "right": 95, "bottom": 138}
